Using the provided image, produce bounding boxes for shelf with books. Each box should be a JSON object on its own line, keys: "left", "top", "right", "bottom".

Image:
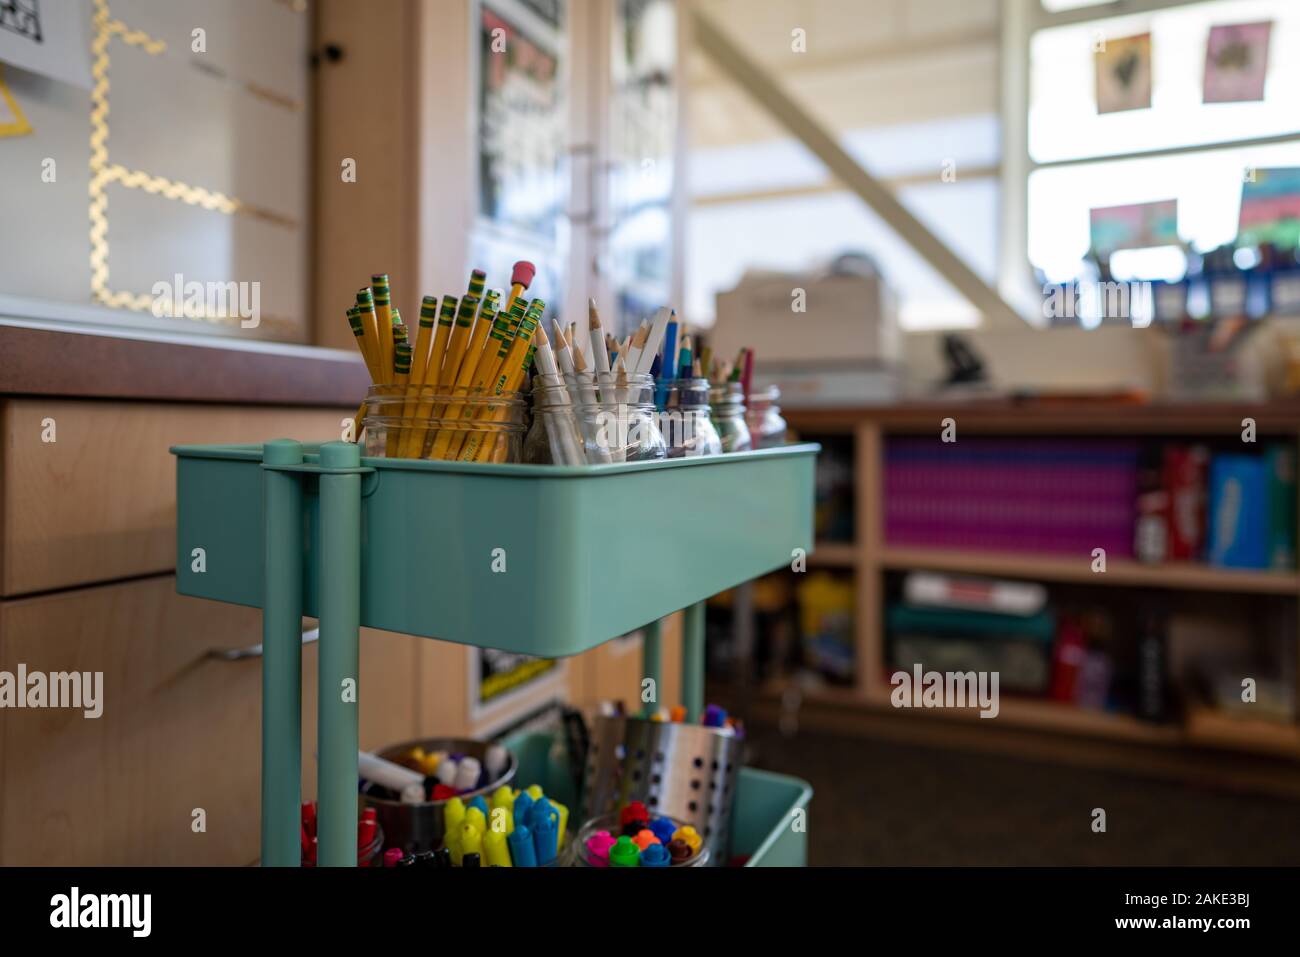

{"left": 878, "top": 546, "right": 1300, "bottom": 595}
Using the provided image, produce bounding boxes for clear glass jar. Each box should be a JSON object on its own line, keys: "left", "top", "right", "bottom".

{"left": 573, "top": 372, "right": 666, "bottom": 464}
{"left": 657, "top": 378, "right": 723, "bottom": 458}
{"left": 709, "top": 382, "right": 753, "bottom": 453}
{"left": 363, "top": 384, "right": 526, "bottom": 462}
{"left": 524, "top": 373, "right": 587, "bottom": 465}
{"left": 745, "top": 385, "right": 787, "bottom": 449}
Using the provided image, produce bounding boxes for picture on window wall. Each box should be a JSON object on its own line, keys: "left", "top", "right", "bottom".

{"left": 1095, "top": 32, "right": 1151, "bottom": 114}
{"left": 1203, "top": 21, "right": 1271, "bottom": 104}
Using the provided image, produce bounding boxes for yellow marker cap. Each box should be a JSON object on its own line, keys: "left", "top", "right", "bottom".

{"left": 484, "top": 827, "right": 512, "bottom": 867}
{"left": 525, "top": 784, "right": 544, "bottom": 801}
{"left": 459, "top": 822, "right": 482, "bottom": 859}
{"left": 465, "top": 807, "right": 487, "bottom": 834}
{"left": 444, "top": 797, "right": 466, "bottom": 832}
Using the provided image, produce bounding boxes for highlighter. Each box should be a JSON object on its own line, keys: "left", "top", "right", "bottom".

{"left": 467, "top": 795, "right": 490, "bottom": 819}
{"left": 525, "top": 784, "right": 544, "bottom": 801}
{"left": 484, "top": 828, "right": 512, "bottom": 867}
{"left": 508, "top": 824, "right": 537, "bottom": 867}
{"left": 532, "top": 812, "right": 557, "bottom": 866}
{"left": 550, "top": 798, "right": 569, "bottom": 850}
{"left": 458, "top": 822, "right": 482, "bottom": 866}
{"left": 464, "top": 806, "right": 487, "bottom": 835}
{"left": 513, "top": 790, "right": 535, "bottom": 831}
{"left": 609, "top": 835, "right": 640, "bottom": 867}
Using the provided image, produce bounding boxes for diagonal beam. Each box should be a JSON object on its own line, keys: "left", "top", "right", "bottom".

{"left": 691, "top": 8, "right": 1025, "bottom": 329}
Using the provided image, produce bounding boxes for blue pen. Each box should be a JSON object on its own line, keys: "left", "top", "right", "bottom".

{"left": 508, "top": 824, "right": 537, "bottom": 867}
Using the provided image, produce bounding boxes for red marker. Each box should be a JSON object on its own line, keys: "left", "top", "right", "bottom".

{"left": 620, "top": 801, "right": 649, "bottom": 827}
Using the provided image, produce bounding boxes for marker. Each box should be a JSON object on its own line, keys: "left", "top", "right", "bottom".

{"left": 649, "top": 816, "right": 676, "bottom": 846}
{"left": 458, "top": 822, "right": 483, "bottom": 866}
{"left": 435, "top": 757, "right": 459, "bottom": 788}
{"left": 431, "top": 783, "right": 457, "bottom": 801}
{"left": 669, "top": 705, "right": 686, "bottom": 722}
{"left": 532, "top": 809, "right": 557, "bottom": 866}
{"left": 463, "top": 852, "right": 481, "bottom": 868}
{"left": 467, "top": 795, "right": 490, "bottom": 819}
{"left": 384, "top": 848, "right": 404, "bottom": 868}
{"left": 620, "top": 801, "right": 649, "bottom": 828}
{"left": 525, "top": 784, "right": 544, "bottom": 801}
{"left": 667, "top": 838, "right": 693, "bottom": 863}
{"left": 508, "top": 824, "right": 537, "bottom": 868}
{"left": 631, "top": 829, "right": 660, "bottom": 852}
{"left": 585, "top": 831, "right": 615, "bottom": 867}
{"left": 672, "top": 825, "right": 702, "bottom": 854}
{"left": 464, "top": 806, "right": 487, "bottom": 835}
{"left": 703, "top": 704, "right": 727, "bottom": 728}
{"left": 485, "top": 744, "right": 509, "bottom": 781}
{"left": 551, "top": 797, "right": 569, "bottom": 850}
{"left": 490, "top": 786, "right": 516, "bottom": 834}
{"left": 453, "top": 756, "right": 482, "bottom": 792}
{"left": 484, "top": 827, "right": 513, "bottom": 867}
{"left": 609, "top": 835, "right": 640, "bottom": 867}
{"left": 641, "top": 843, "right": 671, "bottom": 867}
{"left": 444, "top": 797, "right": 466, "bottom": 833}
{"left": 513, "top": 790, "right": 535, "bottom": 831}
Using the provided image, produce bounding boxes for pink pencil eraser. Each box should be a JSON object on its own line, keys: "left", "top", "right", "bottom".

{"left": 511, "top": 261, "right": 536, "bottom": 288}
{"left": 586, "top": 830, "right": 615, "bottom": 867}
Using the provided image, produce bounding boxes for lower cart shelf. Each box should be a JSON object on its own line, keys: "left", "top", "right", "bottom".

{"left": 505, "top": 730, "right": 813, "bottom": 867}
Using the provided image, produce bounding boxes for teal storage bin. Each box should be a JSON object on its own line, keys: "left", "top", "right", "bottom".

{"left": 504, "top": 730, "right": 812, "bottom": 866}
{"left": 173, "top": 443, "right": 818, "bottom": 656}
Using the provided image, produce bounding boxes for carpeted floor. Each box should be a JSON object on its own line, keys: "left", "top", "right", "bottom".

{"left": 743, "top": 725, "right": 1300, "bottom": 866}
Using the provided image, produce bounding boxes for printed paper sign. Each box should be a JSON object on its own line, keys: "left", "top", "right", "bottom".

{"left": 1204, "top": 21, "right": 1271, "bottom": 104}
{"left": 1095, "top": 32, "right": 1152, "bottom": 114}
{"left": 0, "top": 0, "right": 91, "bottom": 89}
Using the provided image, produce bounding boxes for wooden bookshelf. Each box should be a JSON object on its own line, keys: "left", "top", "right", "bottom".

{"left": 775, "top": 401, "right": 1300, "bottom": 780}
{"left": 879, "top": 546, "right": 1300, "bottom": 595}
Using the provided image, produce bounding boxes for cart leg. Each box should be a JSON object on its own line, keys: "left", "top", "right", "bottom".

{"left": 261, "top": 439, "right": 304, "bottom": 867}
{"left": 317, "top": 442, "right": 362, "bottom": 866}
{"left": 641, "top": 618, "right": 662, "bottom": 717}
{"left": 682, "top": 600, "right": 706, "bottom": 723}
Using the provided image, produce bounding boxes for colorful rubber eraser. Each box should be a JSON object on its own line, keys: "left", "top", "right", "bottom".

{"left": 641, "top": 843, "right": 671, "bottom": 867}
{"left": 631, "top": 829, "right": 660, "bottom": 851}
{"left": 609, "top": 835, "right": 640, "bottom": 867}
{"left": 667, "top": 839, "right": 693, "bottom": 863}
{"left": 620, "top": 801, "right": 649, "bottom": 827}
{"left": 484, "top": 827, "right": 512, "bottom": 867}
{"left": 585, "top": 830, "right": 615, "bottom": 867}
{"left": 672, "top": 825, "right": 702, "bottom": 853}
{"left": 508, "top": 824, "right": 537, "bottom": 868}
{"left": 649, "top": 816, "right": 676, "bottom": 845}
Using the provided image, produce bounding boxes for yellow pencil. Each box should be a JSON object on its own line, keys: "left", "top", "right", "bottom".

{"left": 387, "top": 340, "right": 413, "bottom": 456}
{"left": 462, "top": 299, "right": 544, "bottom": 462}
{"left": 372, "top": 274, "right": 394, "bottom": 382}
{"left": 442, "top": 297, "right": 526, "bottom": 460}
{"left": 347, "top": 306, "right": 382, "bottom": 383}
{"left": 426, "top": 291, "right": 501, "bottom": 460}
{"left": 396, "top": 297, "right": 440, "bottom": 458}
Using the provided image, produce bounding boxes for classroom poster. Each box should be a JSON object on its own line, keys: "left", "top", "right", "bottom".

{"left": 1095, "top": 32, "right": 1151, "bottom": 114}
{"left": 1238, "top": 167, "right": 1300, "bottom": 250}
{"left": 0, "top": 0, "right": 91, "bottom": 89}
{"left": 1203, "top": 21, "right": 1271, "bottom": 104}
{"left": 469, "top": 646, "right": 565, "bottom": 725}
{"left": 1089, "top": 199, "right": 1179, "bottom": 255}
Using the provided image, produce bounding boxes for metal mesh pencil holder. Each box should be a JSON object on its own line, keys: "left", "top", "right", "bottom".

{"left": 583, "top": 715, "right": 744, "bottom": 865}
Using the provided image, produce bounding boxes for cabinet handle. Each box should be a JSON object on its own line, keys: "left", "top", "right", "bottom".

{"left": 207, "top": 624, "right": 320, "bottom": 661}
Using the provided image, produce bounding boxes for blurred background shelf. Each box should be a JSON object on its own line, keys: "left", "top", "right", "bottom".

{"left": 878, "top": 547, "right": 1300, "bottom": 595}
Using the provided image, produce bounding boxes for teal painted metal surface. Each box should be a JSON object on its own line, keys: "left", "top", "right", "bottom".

{"left": 260, "top": 439, "right": 304, "bottom": 867}
{"left": 682, "top": 601, "right": 705, "bottom": 723}
{"left": 315, "top": 442, "right": 362, "bottom": 866}
{"left": 640, "top": 619, "right": 661, "bottom": 717}
{"left": 173, "top": 443, "right": 818, "bottom": 657}
{"left": 503, "top": 730, "right": 811, "bottom": 866}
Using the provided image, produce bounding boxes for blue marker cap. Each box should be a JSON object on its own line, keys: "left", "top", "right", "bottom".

{"left": 649, "top": 816, "right": 676, "bottom": 846}
{"left": 641, "top": 843, "right": 671, "bottom": 867}
{"left": 703, "top": 704, "right": 727, "bottom": 727}
{"left": 514, "top": 790, "right": 535, "bottom": 830}
{"left": 508, "top": 823, "right": 537, "bottom": 868}
{"left": 468, "top": 795, "right": 490, "bottom": 819}
{"left": 532, "top": 813, "right": 557, "bottom": 866}
{"left": 527, "top": 797, "right": 556, "bottom": 832}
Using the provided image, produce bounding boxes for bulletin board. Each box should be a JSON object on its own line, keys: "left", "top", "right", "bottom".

{"left": 0, "top": 0, "right": 310, "bottom": 341}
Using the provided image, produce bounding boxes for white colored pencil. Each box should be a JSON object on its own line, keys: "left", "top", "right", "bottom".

{"left": 636, "top": 307, "right": 672, "bottom": 375}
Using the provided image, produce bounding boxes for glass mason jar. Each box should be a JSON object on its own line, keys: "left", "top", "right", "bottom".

{"left": 745, "top": 385, "right": 788, "bottom": 449}
{"left": 709, "top": 382, "right": 753, "bottom": 453}
{"left": 657, "top": 377, "right": 723, "bottom": 458}
{"left": 362, "top": 384, "right": 527, "bottom": 462}
{"left": 524, "top": 373, "right": 587, "bottom": 465}
{"left": 575, "top": 372, "right": 666, "bottom": 464}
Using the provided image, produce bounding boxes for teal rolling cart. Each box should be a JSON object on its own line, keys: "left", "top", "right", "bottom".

{"left": 172, "top": 440, "right": 818, "bottom": 867}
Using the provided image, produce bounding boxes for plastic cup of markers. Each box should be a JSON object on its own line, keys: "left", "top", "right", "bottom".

{"left": 302, "top": 822, "right": 384, "bottom": 867}
{"left": 568, "top": 812, "right": 709, "bottom": 868}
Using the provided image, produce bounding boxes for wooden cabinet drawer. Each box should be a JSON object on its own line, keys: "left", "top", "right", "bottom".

{"left": 0, "top": 575, "right": 419, "bottom": 865}
{"left": 1, "top": 398, "right": 353, "bottom": 597}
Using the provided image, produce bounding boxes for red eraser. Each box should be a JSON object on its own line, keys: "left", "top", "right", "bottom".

{"left": 511, "top": 261, "right": 536, "bottom": 288}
